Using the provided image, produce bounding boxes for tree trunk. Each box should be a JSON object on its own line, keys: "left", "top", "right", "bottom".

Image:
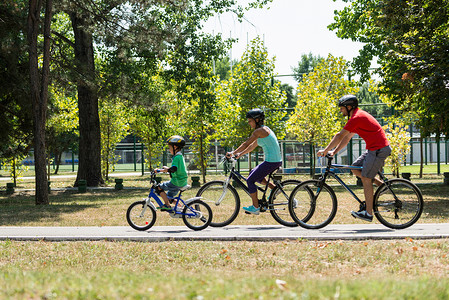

{"left": 54, "top": 151, "right": 62, "bottom": 175}
{"left": 28, "top": 0, "right": 52, "bottom": 205}
{"left": 70, "top": 12, "right": 104, "bottom": 187}
{"left": 200, "top": 129, "right": 206, "bottom": 184}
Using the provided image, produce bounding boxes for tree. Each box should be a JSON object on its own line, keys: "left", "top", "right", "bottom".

{"left": 330, "top": 0, "right": 449, "bottom": 137}
{"left": 0, "top": 1, "right": 33, "bottom": 160}
{"left": 46, "top": 87, "right": 79, "bottom": 175}
{"left": 382, "top": 118, "right": 411, "bottom": 178}
{"left": 215, "top": 37, "right": 287, "bottom": 169}
{"left": 61, "top": 0, "right": 272, "bottom": 186}
{"left": 167, "top": 33, "right": 228, "bottom": 183}
{"left": 292, "top": 53, "right": 323, "bottom": 83}
{"left": 287, "top": 55, "right": 358, "bottom": 177}
{"left": 99, "top": 98, "right": 131, "bottom": 180}
{"left": 28, "top": 0, "right": 53, "bottom": 205}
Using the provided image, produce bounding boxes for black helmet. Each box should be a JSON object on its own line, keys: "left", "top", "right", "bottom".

{"left": 246, "top": 108, "right": 265, "bottom": 121}
{"left": 338, "top": 95, "right": 358, "bottom": 108}
{"left": 166, "top": 135, "right": 185, "bottom": 148}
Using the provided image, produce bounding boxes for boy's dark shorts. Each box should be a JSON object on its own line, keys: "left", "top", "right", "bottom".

{"left": 159, "top": 181, "right": 181, "bottom": 198}
{"left": 352, "top": 145, "right": 392, "bottom": 179}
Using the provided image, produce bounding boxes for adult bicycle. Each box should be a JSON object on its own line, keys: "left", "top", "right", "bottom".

{"left": 195, "top": 156, "right": 301, "bottom": 227}
{"left": 288, "top": 154, "right": 423, "bottom": 230}
{"left": 126, "top": 171, "right": 212, "bottom": 231}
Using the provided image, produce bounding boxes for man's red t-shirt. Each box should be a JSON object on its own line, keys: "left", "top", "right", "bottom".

{"left": 343, "top": 108, "right": 389, "bottom": 151}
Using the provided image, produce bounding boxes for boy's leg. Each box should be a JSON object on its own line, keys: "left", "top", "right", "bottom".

{"left": 160, "top": 191, "right": 171, "bottom": 206}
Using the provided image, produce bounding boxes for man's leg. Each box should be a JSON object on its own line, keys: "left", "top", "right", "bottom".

{"left": 361, "top": 176, "right": 374, "bottom": 215}
{"left": 352, "top": 169, "right": 383, "bottom": 186}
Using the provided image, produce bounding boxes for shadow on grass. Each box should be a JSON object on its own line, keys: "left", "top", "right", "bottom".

{"left": 0, "top": 189, "right": 144, "bottom": 226}
{"left": 419, "top": 184, "right": 449, "bottom": 219}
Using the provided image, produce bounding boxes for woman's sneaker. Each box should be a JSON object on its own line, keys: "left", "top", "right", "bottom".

{"left": 243, "top": 205, "right": 260, "bottom": 215}
{"left": 351, "top": 210, "right": 373, "bottom": 222}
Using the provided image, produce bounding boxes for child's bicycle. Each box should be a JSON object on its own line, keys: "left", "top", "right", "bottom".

{"left": 126, "top": 171, "right": 212, "bottom": 231}
{"left": 195, "top": 156, "right": 301, "bottom": 227}
{"left": 288, "top": 154, "right": 424, "bottom": 229}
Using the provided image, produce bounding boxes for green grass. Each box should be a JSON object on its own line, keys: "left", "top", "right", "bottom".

{"left": 1, "top": 239, "right": 449, "bottom": 299}
{"left": 1, "top": 175, "right": 449, "bottom": 299}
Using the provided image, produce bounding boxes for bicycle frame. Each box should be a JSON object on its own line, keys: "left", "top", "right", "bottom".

{"left": 142, "top": 173, "right": 202, "bottom": 218}
{"left": 220, "top": 157, "right": 285, "bottom": 211}
{"left": 317, "top": 155, "right": 394, "bottom": 207}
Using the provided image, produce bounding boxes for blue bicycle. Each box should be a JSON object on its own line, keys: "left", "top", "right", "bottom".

{"left": 288, "top": 154, "right": 423, "bottom": 229}
{"left": 126, "top": 171, "right": 212, "bottom": 231}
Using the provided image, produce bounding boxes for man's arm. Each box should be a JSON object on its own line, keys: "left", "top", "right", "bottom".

{"left": 317, "top": 129, "right": 353, "bottom": 157}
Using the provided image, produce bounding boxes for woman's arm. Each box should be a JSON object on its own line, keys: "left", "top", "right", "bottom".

{"left": 227, "top": 128, "right": 264, "bottom": 158}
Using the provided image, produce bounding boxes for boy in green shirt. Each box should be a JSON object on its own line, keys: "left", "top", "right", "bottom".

{"left": 154, "top": 135, "right": 188, "bottom": 211}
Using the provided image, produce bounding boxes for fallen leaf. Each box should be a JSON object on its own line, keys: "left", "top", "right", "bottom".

{"left": 276, "top": 279, "right": 288, "bottom": 291}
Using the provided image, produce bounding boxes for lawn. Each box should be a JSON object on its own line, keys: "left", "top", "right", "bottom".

{"left": 1, "top": 173, "right": 449, "bottom": 299}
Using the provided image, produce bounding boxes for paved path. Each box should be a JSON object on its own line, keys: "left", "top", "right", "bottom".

{"left": 1, "top": 223, "right": 448, "bottom": 242}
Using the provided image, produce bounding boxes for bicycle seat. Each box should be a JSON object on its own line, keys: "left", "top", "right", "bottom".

{"left": 179, "top": 185, "right": 191, "bottom": 192}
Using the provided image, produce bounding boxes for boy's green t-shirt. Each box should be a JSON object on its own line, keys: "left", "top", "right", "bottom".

{"left": 170, "top": 153, "right": 188, "bottom": 187}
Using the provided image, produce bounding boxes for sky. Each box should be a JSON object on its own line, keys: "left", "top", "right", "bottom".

{"left": 202, "top": 0, "right": 364, "bottom": 87}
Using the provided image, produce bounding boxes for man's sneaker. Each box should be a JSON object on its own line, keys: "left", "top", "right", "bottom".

{"left": 351, "top": 210, "right": 373, "bottom": 222}
{"left": 243, "top": 205, "right": 260, "bottom": 215}
{"left": 158, "top": 204, "right": 173, "bottom": 212}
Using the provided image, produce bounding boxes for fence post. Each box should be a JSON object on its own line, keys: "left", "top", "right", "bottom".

{"left": 437, "top": 134, "right": 441, "bottom": 175}
{"left": 133, "top": 135, "right": 137, "bottom": 172}
{"left": 141, "top": 143, "right": 144, "bottom": 176}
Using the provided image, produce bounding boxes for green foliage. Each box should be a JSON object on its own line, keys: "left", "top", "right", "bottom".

{"left": 357, "top": 81, "right": 391, "bottom": 118}
{"left": 287, "top": 55, "right": 357, "bottom": 176}
{"left": 383, "top": 119, "right": 411, "bottom": 178}
{"left": 215, "top": 37, "right": 287, "bottom": 148}
{"left": 1, "top": 156, "right": 29, "bottom": 186}
{"left": 330, "top": 0, "right": 449, "bottom": 137}
{"left": 130, "top": 73, "right": 171, "bottom": 171}
{"left": 99, "top": 98, "right": 131, "bottom": 180}
{"left": 292, "top": 52, "right": 324, "bottom": 83}
{"left": 0, "top": 1, "right": 33, "bottom": 158}
{"left": 166, "top": 33, "right": 226, "bottom": 181}
{"left": 288, "top": 55, "right": 357, "bottom": 146}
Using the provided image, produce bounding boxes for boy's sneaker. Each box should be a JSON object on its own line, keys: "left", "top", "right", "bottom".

{"left": 243, "top": 205, "right": 260, "bottom": 215}
{"left": 158, "top": 204, "right": 173, "bottom": 212}
{"left": 351, "top": 210, "right": 373, "bottom": 222}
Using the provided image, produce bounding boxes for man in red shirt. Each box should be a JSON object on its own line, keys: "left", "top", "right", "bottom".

{"left": 317, "top": 95, "right": 391, "bottom": 222}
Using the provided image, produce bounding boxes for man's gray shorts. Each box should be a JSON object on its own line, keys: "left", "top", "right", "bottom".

{"left": 352, "top": 145, "right": 392, "bottom": 179}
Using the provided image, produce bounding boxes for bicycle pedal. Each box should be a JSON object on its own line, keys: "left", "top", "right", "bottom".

{"left": 244, "top": 211, "right": 251, "bottom": 215}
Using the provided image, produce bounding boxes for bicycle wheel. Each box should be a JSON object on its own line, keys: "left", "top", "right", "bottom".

{"left": 195, "top": 181, "right": 240, "bottom": 227}
{"left": 126, "top": 201, "right": 157, "bottom": 231}
{"left": 268, "top": 180, "right": 301, "bottom": 227}
{"left": 374, "top": 179, "right": 423, "bottom": 229}
{"left": 182, "top": 200, "right": 213, "bottom": 231}
{"left": 288, "top": 180, "right": 338, "bottom": 229}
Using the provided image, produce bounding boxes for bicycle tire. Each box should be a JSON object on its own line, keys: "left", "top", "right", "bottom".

{"left": 126, "top": 201, "right": 157, "bottom": 231}
{"left": 268, "top": 180, "right": 301, "bottom": 227}
{"left": 288, "top": 180, "right": 338, "bottom": 229}
{"left": 374, "top": 178, "right": 423, "bottom": 229}
{"left": 182, "top": 200, "right": 213, "bottom": 231}
{"left": 195, "top": 181, "right": 240, "bottom": 227}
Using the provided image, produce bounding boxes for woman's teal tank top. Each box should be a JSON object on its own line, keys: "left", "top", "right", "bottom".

{"left": 257, "top": 126, "right": 282, "bottom": 163}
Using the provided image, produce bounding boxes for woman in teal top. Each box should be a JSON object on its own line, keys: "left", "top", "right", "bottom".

{"left": 226, "top": 109, "right": 282, "bottom": 215}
